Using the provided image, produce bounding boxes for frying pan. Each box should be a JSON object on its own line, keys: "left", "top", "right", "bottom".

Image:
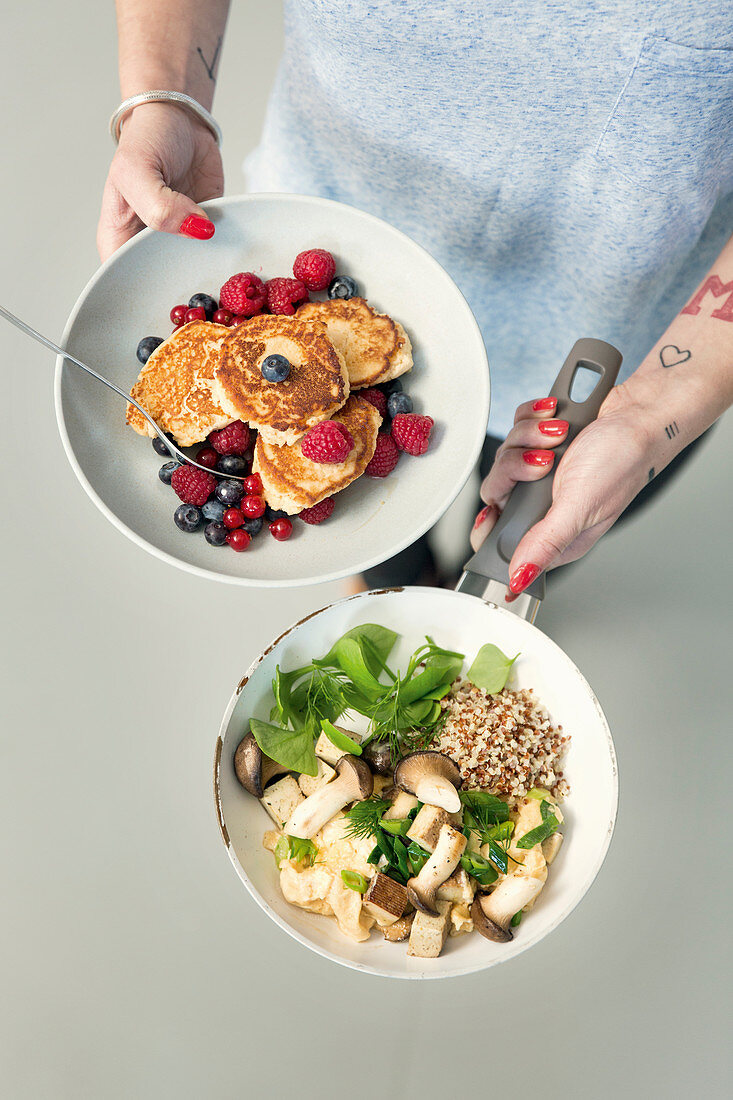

{"left": 214, "top": 339, "right": 622, "bottom": 978}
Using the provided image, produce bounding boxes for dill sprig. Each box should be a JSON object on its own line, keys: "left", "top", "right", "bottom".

{"left": 342, "top": 798, "right": 391, "bottom": 841}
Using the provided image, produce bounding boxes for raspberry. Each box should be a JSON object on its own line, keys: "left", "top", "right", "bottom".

{"left": 170, "top": 465, "right": 217, "bottom": 506}
{"left": 365, "top": 432, "right": 400, "bottom": 478}
{"left": 300, "top": 421, "right": 354, "bottom": 463}
{"left": 265, "top": 277, "right": 309, "bottom": 315}
{"left": 359, "top": 388, "right": 388, "bottom": 418}
{"left": 208, "top": 421, "right": 250, "bottom": 455}
{"left": 293, "top": 249, "right": 336, "bottom": 292}
{"left": 391, "top": 413, "right": 434, "bottom": 456}
{"left": 299, "top": 498, "right": 335, "bottom": 525}
{"left": 219, "top": 272, "right": 266, "bottom": 317}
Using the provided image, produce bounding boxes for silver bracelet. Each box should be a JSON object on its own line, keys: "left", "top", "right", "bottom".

{"left": 109, "top": 90, "right": 222, "bottom": 146}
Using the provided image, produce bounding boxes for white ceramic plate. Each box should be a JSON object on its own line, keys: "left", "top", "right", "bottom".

{"left": 214, "top": 588, "right": 618, "bottom": 979}
{"left": 55, "top": 194, "right": 490, "bottom": 586}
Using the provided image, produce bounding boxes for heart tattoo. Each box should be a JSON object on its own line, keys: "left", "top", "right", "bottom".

{"left": 660, "top": 344, "right": 691, "bottom": 368}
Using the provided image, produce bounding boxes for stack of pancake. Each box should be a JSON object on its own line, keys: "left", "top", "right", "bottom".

{"left": 127, "top": 298, "right": 413, "bottom": 514}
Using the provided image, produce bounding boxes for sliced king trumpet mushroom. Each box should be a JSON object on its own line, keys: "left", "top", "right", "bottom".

{"left": 406, "top": 823, "right": 467, "bottom": 914}
{"left": 285, "top": 755, "right": 373, "bottom": 839}
{"left": 393, "top": 751, "right": 462, "bottom": 813}
{"left": 234, "top": 731, "right": 290, "bottom": 798}
{"left": 471, "top": 848, "right": 548, "bottom": 942}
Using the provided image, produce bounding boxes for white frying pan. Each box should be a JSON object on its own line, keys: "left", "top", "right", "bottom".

{"left": 214, "top": 340, "right": 622, "bottom": 979}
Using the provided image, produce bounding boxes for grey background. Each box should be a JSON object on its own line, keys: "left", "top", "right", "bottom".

{"left": 1, "top": 3, "right": 730, "bottom": 1098}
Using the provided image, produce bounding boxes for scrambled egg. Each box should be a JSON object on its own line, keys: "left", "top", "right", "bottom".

{"left": 276, "top": 814, "right": 377, "bottom": 942}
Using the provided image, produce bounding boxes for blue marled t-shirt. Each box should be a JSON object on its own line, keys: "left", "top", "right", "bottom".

{"left": 245, "top": 1, "right": 733, "bottom": 435}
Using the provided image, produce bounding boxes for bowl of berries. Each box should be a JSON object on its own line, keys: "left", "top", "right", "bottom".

{"left": 55, "top": 194, "right": 490, "bottom": 585}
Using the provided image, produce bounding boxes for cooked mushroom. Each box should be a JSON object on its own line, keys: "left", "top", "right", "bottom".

{"left": 471, "top": 849, "right": 548, "bottom": 942}
{"left": 363, "top": 740, "right": 393, "bottom": 776}
{"left": 393, "top": 751, "right": 462, "bottom": 813}
{"left": 285, "top": 754, "right": 373, "bottom": 839}
{"left": 406, "top": 823, "right": 467, "bottom": 914}
{"left": 234, "top": 731, "right": 290, "bottom": 798}
{"left": 382, "top": 912, "right": 414, "bottom": 942}
{"left": 406, "top": 804, "right": 450, "bottom": 852}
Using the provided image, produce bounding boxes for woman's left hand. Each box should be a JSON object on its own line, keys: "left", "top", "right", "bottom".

{"left": 471, "top": 384, "right": 652, "bottom": 596}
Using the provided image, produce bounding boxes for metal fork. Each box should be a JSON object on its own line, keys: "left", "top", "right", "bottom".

{"left": 0, "top": 304, "right": 248, "bottom": 480}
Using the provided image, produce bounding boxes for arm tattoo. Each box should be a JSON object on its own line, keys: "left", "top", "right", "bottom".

{"left": 197, "top": 36, "right": 222, "bottom": 82}
{"left": 648, "top": 467, "right": 655, "bottom": 482}
{"left": 659, "top": 344, "right": 691, "bottom": 368}
{"left": 681, "top": 275, "right": 733, "bottom": 322}
{"left": 664, "top": 421, "right": 679, "bottom": 440}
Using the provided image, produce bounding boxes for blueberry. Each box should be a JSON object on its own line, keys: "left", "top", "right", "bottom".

{"left": 217, "top": 454, "right": 249, "bottom": 476}
{"left": 387, "top": 392, "right": 413, "bottom": 417}
{"left": 158, "top": 461, "right": 181, "bottom": 484}
{"left": 202, "top": 499, "right": 226, "bottom": 523}
{"left": 188, "top": 292, "right": 218, "bottom": 320}
{"left": 261, "top": 354, "right": 291, "bottom": 383}
{"left": 242, "top": 516, "right": 263, "bottom": 536}
{"left": 328, "top": 275, "right": 359, "bottom": 300}
{"left": 137, "top": 336, "right": 164, "bottom": 364}
{"left": 204, "top": 520, "right": 228, "bottom": 546}
{"left": 174, "top": 503, "right": 203, "bottom": 532}
{"left": 381, "top": 378, "right": 403, "bottom": 396}
{"left": 265, "top": 504, "right": 289, "bottom": 521}
{"left": 152, "top": 432, "right": 175, "bottom": 457}
{"left": 215, "top": 479, "right": 244, "bottom": 507}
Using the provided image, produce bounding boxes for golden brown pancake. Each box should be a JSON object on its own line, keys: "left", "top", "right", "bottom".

{"left": 252, "top": 395, "right": 381, "bottom": 513}
{"left": 126, "top": 321, "right": 231, "bottom": 447}
{"left": 212, "top": 315, "right": 350, "bottom": 446}
{"left": 295, "top": 297, "right": 412, "bottom": 389}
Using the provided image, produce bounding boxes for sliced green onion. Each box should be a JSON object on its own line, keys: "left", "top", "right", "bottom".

{"left": 487, "top": 820, "right": 515, "bottom": 843}
{"left": 516, "top": 808, "right": 559, "bottom": 850}
{"left": 341, "top": 870, "right": 369, "bottom": 893}
{"left": 380, "top": 817, "right": 410, "bottom": 835}
{"left": 486, "top": 839, "right": 508, "bottom": 875}
{"left": 510, "top": 910, "right": 522, "bottom": 927}
{"left": 407, "top": 841, "right": 430, "bottom": 876}
{"left": 527, "top": 787, "right": 553, "bottom": 801}
{"left": 273, "top": 835, "right": 291, "bottom": 868}
{"left": 461, "top": 851, "right": 499, "bottom": 887}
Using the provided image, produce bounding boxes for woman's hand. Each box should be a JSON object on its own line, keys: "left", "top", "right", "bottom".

{"left": 97, "top": 102, "right": 224, "bottom": 262}
{"left": 471, "top": 385, "right": 652, "bottom": 596}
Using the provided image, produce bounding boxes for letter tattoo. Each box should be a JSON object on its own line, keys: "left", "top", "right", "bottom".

{"left": 664, "top": 422, "right": 679, "bottom": 440}
{"left": 681, "top": 275, "right": 733, "bottom": 322}
{"left": 197, "top": 36, "right": 222, "bottom": 82}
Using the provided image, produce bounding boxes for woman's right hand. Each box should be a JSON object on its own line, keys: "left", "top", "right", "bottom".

{"left": 97, "top": 102, "right": 224, "bottom": 262}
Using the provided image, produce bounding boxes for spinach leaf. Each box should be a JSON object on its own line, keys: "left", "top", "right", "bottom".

{"left": 322, "top": 719, "right": 362, "bottom": 756}
{"left": 467, "top": 644, "right": 518, "bottom": 694}
{"left": 249, "top": 718, "right": 318, "bottom": 776}
{"left": 459, "top": 790, "right": 511, "bottom": 830}
{"left": 330, "top": 637, "right": 384, "bottom": 700}
{"left": 317, "top": 624, "right": 398, "bottom": 678}
{"left": 398, "top": 653, "right": 464, "bottom": 706}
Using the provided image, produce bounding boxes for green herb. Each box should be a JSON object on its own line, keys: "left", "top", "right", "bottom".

{"left": 459, "top": 790, "right": 511, "bottom": 833}
{"left": 343, "top": 798, "right": 391, "bottom": 841}
{"left": 274, "top": 835, "right": 318, "bottom": 868}
{"left": 460, "top": 851, "right": 499, "bottom": 887}
{"left": 467, "top": 644, "right": 518, "bottom": 694}
{"left": 321, "top": 719, "right": 362, "bottom": 756}
{"left": 487, "top": 820, "right": 515, "bottom": 843}
{"left": 486, "top": 839, "right": 508, "bottom": 874}
{"left": 510, "top": 910, "right": 523, "bottom": 927}
{"left": 249, "top": 718, "right": 318, "bottom": 776}
{"left": 517, "top": 800, "right": 560, "bottom": 849}
{"left": 379, "top": 817, "right": 411, "bottom": 836}
{"left": 341, "top": 870, "right": 369, "bottom": 893}
{"left": 367, "top": 845, "right": 381, "bottom": 866}
{"left": 407, "top": 841, "right": 430, "bottom": 876}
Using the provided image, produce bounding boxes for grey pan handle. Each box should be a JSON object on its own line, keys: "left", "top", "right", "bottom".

{"left": 461, "top": 338, "right": 623, "bottom": 603}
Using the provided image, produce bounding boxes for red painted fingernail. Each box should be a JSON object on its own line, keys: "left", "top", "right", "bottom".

{"left": 538, "top": 419, "right": 568, "bottom": 437}
{"left": 522, "top": 449, "right": 555, "bottom": 466}
{"left": 509, "top": 562, "right": 541, "bottom": 594}
{"left": 179, "top": 214, "right": 215, "bottom": 240}
{"left": 473, "top": 505, "right": 492, "bottom": 530}
{"left": 533, "top": 397, "right": 557, "bottom": 412}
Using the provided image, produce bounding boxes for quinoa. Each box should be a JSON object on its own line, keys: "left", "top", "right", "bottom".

{"left": 437, "top": 680, "right": 570, "bottom": 800}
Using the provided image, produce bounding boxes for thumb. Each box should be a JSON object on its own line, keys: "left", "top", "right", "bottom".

{"left": 114, "top": 153, "right": 215, "bottom": 240}
{"left": 505, "top": 498, "right": 585, "bottom": 596}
